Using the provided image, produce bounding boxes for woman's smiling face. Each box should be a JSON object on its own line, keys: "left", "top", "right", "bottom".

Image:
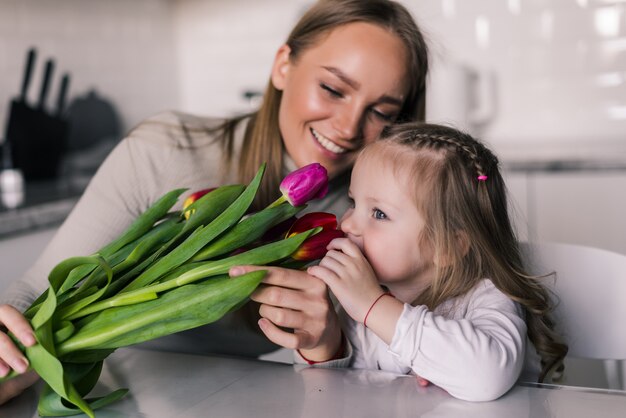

{"left": 271, "top": 22, "right": 410, "bottom": 179}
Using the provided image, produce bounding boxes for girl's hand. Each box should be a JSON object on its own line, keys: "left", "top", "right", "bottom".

{"left": 231, "top": 265, "right": 342, "bottom": 361}
{"left": 0, "top": 304, "right": 39, "bottom": 404}
{"left": 308, "top": 237, "right": 384, "bottom": 324}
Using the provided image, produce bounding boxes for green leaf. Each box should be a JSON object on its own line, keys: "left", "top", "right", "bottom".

{"left": 182, "top": 184, "right": 246, "bottom": 234}
{"left": 37, "top": 383, "right": 127, "bottom": 417}
{"left": 98, "top": 188, "right": 187, "bottom": 257}
{"left": 191, "top": 202, "right": 303, "bottom": 261}
{"left": 57, "top": 271, "right": 266, "bottom": 355}
{"left": 122, "top": 164, "right": 266, "bottom": 291}
{"left": 79, "top": 228, "right": 316, "bottom": 317}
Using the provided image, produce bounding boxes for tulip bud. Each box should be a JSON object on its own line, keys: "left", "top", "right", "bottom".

{"left": 183, "top": 188, "right": 215, "bottom": 220}
{"left": 290, "top": 229, "right": 345, "bottom": 261}
{"left": 279, "top": 163, "right": 329, "bottom": 207}
{"left": 287, "top": 212, "right": 345, "bottom": 262}
{"left": 286, "top": 212, "right": 337, "bottom": 238}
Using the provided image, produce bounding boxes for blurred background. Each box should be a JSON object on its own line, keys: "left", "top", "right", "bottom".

{"left": 0, "top": 0, "right": 624, "bottom": 387}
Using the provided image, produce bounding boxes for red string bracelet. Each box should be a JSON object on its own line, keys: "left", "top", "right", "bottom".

{"left": 297, "top": 332, "right": 345, "bottom": 365}
{"left": 364, "top": 291, "right": 392, "bottom": 327}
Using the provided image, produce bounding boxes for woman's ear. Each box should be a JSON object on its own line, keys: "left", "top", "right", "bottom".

{"left": 271, "top": 44, "right": 291, "bottom": 91}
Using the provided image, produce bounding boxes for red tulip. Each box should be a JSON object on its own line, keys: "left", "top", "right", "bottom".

{"left": 287, "top": 212, "right": 345, "bottom": 262}
{"left": 286, "top": 212, "right": 337, "bottom": 237}
{"left": 290, "top": 229, "right": 345, "bottom": 261}
{"left": 183, "top": 188, "right": 215, "bottom": 219}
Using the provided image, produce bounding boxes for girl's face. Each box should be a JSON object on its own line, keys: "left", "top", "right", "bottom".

{"left": 271, "top": 22, "right": 409, "bottom": 179}
{"left": 340, "top": 152, "right": 435, "bottom": 297}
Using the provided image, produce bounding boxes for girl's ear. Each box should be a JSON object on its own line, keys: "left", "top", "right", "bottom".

{"left": 271, "top": 44, "right": 291, "bottom": 91}
{"left": 455, "top": 230, "right": 471, "bottom": 258}
{"left": 434, "top": 230, "right": 470, "bottom": 267}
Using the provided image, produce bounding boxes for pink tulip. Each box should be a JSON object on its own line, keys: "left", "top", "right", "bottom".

{"left": 279, "top": 163, "right": 329, "bottom": 207}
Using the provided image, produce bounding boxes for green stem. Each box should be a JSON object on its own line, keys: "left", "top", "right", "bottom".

{"left": 267, "top": 195, "right": 286, "bottom": 209}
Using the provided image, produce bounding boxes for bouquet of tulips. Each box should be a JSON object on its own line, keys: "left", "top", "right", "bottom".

{"left": 1, "top": 163, "right": 343, "bottom": 417}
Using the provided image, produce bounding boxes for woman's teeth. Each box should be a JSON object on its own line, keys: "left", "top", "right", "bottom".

{"left": 312, "top": 129, "right": 347, "bottom": 154}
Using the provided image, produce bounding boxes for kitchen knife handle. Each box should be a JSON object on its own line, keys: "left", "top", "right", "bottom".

{"left": 20, "top": 48, "right": 36, "bottom": 102}
{"left": 56, "top": 73, "right": 70, "bottom": 117}
{"left": 38, "top": 59, "right": 55, "bottom": 111}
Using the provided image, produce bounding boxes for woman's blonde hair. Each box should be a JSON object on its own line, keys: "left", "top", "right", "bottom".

{"left": 365, "top": 122, "right": 568, "bottom": 383}
{"left": 219, "top": 0, "right": 429, "bottom": 210}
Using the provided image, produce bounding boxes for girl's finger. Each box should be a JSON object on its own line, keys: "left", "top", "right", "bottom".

{"left": 307, "top": 265, "right": 339, "bottom": 287}
{"left": 318, "top": 253, "right": 348, "bottom": 273}
{"left": 327, "top": 238, "right": 362, "bottom": 258}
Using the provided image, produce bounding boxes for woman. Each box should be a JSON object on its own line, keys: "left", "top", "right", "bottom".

{"left": 0, "top": 0, "right": 429, "bottom": 403}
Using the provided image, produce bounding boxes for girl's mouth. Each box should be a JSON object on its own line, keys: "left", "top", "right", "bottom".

{"left": 311, "top": 128, "right": 348, "bottom": 155}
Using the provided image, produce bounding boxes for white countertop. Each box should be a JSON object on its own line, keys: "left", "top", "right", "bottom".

{"left": 2, "top": 347, "right": 625, "bottom": 418}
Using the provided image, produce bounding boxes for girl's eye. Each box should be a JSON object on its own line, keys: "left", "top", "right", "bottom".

{"left": 373, "top": 208, "right": 387, "bottom": 220}
{"left": 321, "top": 83, "right": 343, "bottom": 98}
{"left": 347, "top": 197, "right": 355, "bottom": 208}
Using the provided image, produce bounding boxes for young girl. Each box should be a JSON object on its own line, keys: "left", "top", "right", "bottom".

{"left": 307, "top": 122, "right": 567, "bottom": 401}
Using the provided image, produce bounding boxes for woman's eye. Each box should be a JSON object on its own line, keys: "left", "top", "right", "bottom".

{"left": 373, "top": 208, "right": 387, "bottom": 220}
{"left": 370, "top": 108, "right": 394, "bottom": 122}
{"left": 321, "top": 83, "right": 343, "bottom": 98}
{"left": 347, "top": 197, "right": 355, "bottom": 208}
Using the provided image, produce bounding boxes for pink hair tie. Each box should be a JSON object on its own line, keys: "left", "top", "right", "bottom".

{"left": 477, "top": 175, "right": 488, "bottom": 181}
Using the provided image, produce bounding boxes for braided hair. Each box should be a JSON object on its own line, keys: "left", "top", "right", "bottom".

{"left": 364, "top": 122, "right": 567, "bottom": 383}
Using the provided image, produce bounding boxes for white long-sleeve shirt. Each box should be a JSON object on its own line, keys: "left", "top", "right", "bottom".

{"left": 298, "top": 279, "right": 541, "bottom": 402}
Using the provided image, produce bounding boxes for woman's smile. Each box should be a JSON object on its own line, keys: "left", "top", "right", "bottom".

{"left": 311, "top": 128, "right": 348, "bottom": 156}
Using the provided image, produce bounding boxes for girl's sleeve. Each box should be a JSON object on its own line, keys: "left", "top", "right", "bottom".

{"left": 0, "top": 130, "right": 163, "bottom": 313}
{"left": 388, "top": 281, "right": 527, "bottom": 401}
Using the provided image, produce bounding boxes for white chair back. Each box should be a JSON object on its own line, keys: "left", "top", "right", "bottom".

{"left": 520, "top": 241, "right": 626, "bottom": 360}
{"left": 520, "top": 241, "right": 626, "bottom": 389}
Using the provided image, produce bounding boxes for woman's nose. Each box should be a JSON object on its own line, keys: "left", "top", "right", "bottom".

{"left": 333, "top": 104, "right": 362, "bottom": 141}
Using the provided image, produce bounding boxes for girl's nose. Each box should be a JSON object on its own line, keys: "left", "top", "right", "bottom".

{"left": 339, "top": 210, "right": 359, "bottom": 236}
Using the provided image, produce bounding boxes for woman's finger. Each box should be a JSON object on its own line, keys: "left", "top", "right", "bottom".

{"left": 0, "top": 370, "right": 39, "bottom": 405}
{"left": 231, "top": 265, "right": 315, "bottom": 291}
{"left": 0, "top": 305, "right": 35, "bottom": 347}
{"left": 258, "top": 304, "right": 305, "bottom": 329}
{"left": 251, "top": 283, "right": 313, "bottom": 311}
{"left": 0, "top": 333, "right": 30, "bottom": 374}
{"left": 257, "top": 318, "right": 311, "bottom": 349}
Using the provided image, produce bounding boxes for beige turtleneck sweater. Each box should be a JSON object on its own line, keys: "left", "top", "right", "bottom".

{"left": 1, "top": 111, "right": 351, "bottom": 357}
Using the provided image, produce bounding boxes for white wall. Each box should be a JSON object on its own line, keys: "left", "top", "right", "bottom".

{"left": 0, "top": 0, "right": 179, "bottom": 136}
{"left": 173, "top": 0, "right": 626, "bottom": 162}
{"left": 173, "top": 0, "right": 312, "bottom": 117}
{"left": 3, "top": 0, "right": 624, "bottom": 161}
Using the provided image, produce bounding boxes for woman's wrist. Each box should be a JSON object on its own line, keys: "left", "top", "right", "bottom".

{"left": 297, "top": 324, "right": 343, "bottom": 363}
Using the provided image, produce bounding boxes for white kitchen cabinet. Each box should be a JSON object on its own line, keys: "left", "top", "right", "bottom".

{"left": 504, "top": 170, "right": 626, "bottom": 256}
{"left": 0, "top": 227, "right": 57, "bottom": 294}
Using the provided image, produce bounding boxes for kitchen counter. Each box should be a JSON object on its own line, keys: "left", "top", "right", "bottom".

{"left": 503, "top": 159, "right": 626, "bottom": 173}
{"left": 0, "top": 177, "right": 87, "bottom": 238}
{"left": 1, "top": 157, "right": 625, "bottom": 239}
{"left": 2, "top": 347, "right": 625, "bottom": 418}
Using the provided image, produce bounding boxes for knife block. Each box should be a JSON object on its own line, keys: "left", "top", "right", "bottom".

{"left": 7, "top": 109, "right": 67, "bottom": 181}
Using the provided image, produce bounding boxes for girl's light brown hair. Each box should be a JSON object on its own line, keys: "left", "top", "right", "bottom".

{"left": 219, "top": 0, "right": 429, "bottom": 210}
{"left": 372, "top": 122, "right": 567, "bottom": 383}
